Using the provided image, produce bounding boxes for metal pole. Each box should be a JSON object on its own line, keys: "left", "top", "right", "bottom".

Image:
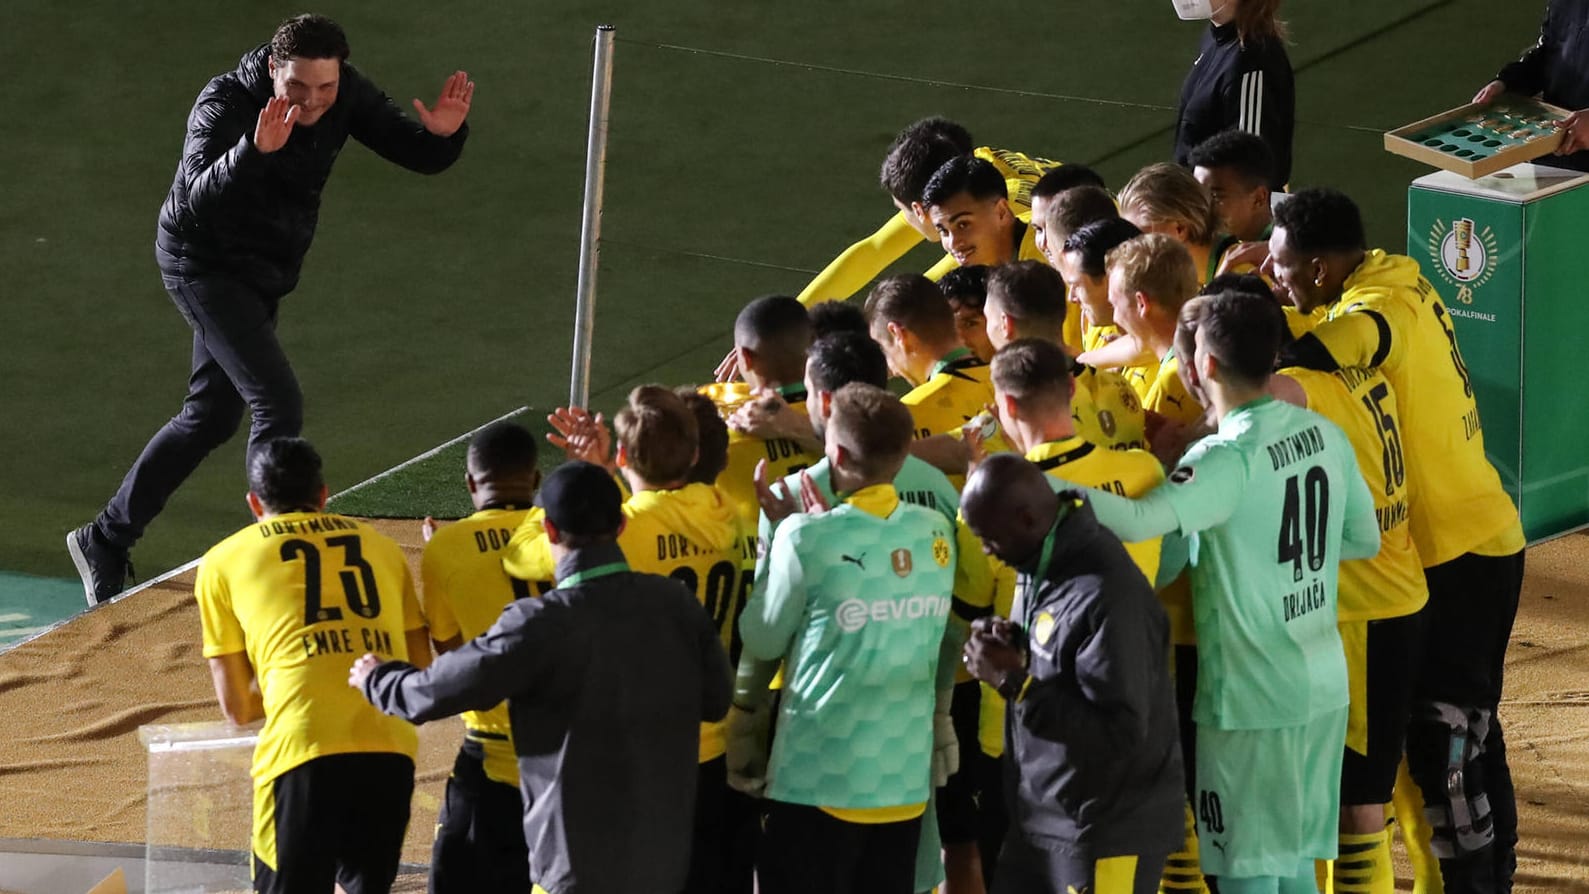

{"left": 569, "top": 25, "right": 616, "bottom": 409}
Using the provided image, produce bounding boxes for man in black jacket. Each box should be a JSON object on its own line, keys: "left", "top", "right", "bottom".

{"left": 68, "top": 13, "right": 473, "bottom": 604}
{"left": 961, "top": 454, "right": 1184, "bottom": 894}
{"left": 1476, "top": 0, "right": 1589, "bottom": 169}
{"left": 351, "top": 461, "right": 734, "bottom": 894}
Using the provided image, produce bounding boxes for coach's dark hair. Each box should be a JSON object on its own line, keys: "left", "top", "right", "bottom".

{"left": 467, "top": 421, "right": 540, "bottom": 480}
{"left": 1180, "top": 291, "right": 1284, "bottom": 387}
{"left": 271, "top": 14, "right": 350, "bottom": 63}
{"left": 675, "top": 389, "right": 730, "bottom": 485}
{"left": 879, "top": 118, "right": 975, "bottom": 205}
{"left": 939, "top": 265, "right": 991, "bottom": 312}
{"left": 864, "top": 274, "right": 956, "bottom": 344}
{"left": 1273, "top": 188, "right": 1367, "bottom": 255}
{"left": 1188, "top": 130, "right": 1276, "bottom": 192}
{"left": 249, "top": 438, "right": 325, "bottom": 513}
{"left": 735, "top": 295, "right": 812, "bottom": 382}
{"left": 921, "top": 156, "right": 1008, "bottom": 209}
{"left": 991, "top": 338, "right": 1075, "bottom": 410}
{"left": 1201, "top": 272, "right": 1277, "bottom": 303}
{"left": 808, "top": 332, "right": 890, "bottom": 392}
{"left": 987, "top": 261, "right": 1067, "bottom": 338}
{"left": 1064, "top": 217, "right": 1143, "bottom": 279}
{"left": 1030, "top": 164, "right": 1107, "bottom": 201}
{"left": 1042, "top": 185, "right": 1119, "bottom": 244}
{"left": 808, "top": 301, "right": 870, "bottom": 339}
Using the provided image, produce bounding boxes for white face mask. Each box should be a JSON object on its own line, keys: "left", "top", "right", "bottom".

{"left": 1171, "top": 0, "right": 1215, "bottom": 20}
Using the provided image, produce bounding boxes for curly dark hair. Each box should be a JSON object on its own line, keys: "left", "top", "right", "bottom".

{"left": 271, "top": 14, "right": 350, "bottom": 63}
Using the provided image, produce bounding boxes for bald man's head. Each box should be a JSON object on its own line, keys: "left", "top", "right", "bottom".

{"left": 962, "top": 454, "right": 1059, "bottom": 566}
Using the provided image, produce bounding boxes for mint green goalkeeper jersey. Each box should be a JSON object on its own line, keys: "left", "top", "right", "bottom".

{"left": 741, "top": 485, "right": 957, "bottom": 809}
{"left": 1063, "top": 397, "right": 1380, "bottom": 730}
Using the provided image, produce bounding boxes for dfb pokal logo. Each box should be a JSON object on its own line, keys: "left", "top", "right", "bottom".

{"left": 1426, "top": 217, "right": 1499, "bottom": 305}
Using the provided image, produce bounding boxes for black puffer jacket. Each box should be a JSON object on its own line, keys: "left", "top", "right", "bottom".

{"left": 1498, "top": 0, "right": 1589, "bottom": 170}
{"left": 155, "top": 45, "right": 469, "bottom": 295}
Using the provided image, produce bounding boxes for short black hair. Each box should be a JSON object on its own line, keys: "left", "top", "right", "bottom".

{"left": 986, "top": 261, "right": 1067, "bottom": 337}
{"left": 675, "top": 389, "right": 730, "bottom": 485}
{"left": 808, "top": 332, "right": 890, "bottom": 392}
{"left": 1030, "top": 164, "right": 1107, "bottom": 201}
{"left": 864, "top": 274, "right": 956, "bottom": 344}
{"left": 1273, "top": 188, "right": 1367, "bottom": 255}
{"left": 939, "top": 265, "right": 990, "bottom": 311}
{"left": 467, "top": 421, "right": 540, "bottom": 479}
{"left": 1181, "top": 291, "right": 1284, "bottom": 387}
{"left": 879, "top": 118, "right": 975, "bottom": 205}
{"left": 808, "top": 301, "right": 870, "bottom": 339}
{"left": 1200, "top": 272, "right": 1277, "bottom": 303}
{"left": 921, "top": 156, "right": 1008, "bottom": 209}
{"left": 1187, "top": 129, "right": 1276, "bottom": 192}
{"left": 248, "top": 438, "right": 325, "bottom": 513}
{"left": 271, "top": 14, "right": 350, "bottom": 63}
{"left": 1063, "top": 217, "right": 1143, "bottom": 279}
{"left": 735, "top": 295, "right": 812, "bottom": 382}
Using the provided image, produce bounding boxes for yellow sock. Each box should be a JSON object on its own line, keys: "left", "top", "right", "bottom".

{"left": 1159, "top": 801, "right": 1210, "bottom": 893}
{"left": 1392, "top": 760, "right": 1444, "bottom": 894}
{"left": 1329, "top": 830, "right": 1393, "bottom": 894}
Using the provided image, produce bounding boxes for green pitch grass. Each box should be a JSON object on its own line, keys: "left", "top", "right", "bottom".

{"left": 0, "top": 0, "right": 1544, "bottom": 615}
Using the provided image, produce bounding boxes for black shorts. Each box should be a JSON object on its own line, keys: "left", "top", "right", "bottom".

{"left": 974, "top": 751, "right": 1009, "bottom": 888}
{"left": 253, "top": 752, "right": 414, "bottom": 894}
{"left": 1340, "top": 607, "right": 1427, "bottom": 806}
{"left": 758, "top": 800, "right": 922, "bottom": 894}
{"left": 1417, "top": 550, "right": 1525, "bottom": 709}
{"left": 430, "top": 744, "right": 529, "bottom": 894}
{"left": 991, "top": 830, "right": 1168, "bottom": 894}
{"left": 935, "top": 679, "right": 983, "bottom": 845}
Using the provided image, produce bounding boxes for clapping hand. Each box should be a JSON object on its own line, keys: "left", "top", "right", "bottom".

{"left": 414, "top": 70, "right": 474, "bottom": 137}
{"left": 754, "top": 459, "right": 799, "bottom": 525}
{"left": 547, "top": 407, "right": 613, "bottom": 468}
{"left": 254, "top": 95, "right": 300, "bottom": 153}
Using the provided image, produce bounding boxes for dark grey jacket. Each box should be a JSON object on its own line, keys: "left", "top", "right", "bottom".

{"left": 156, "top": 45, "right": 468, "bottom": 294}
{"left": 363, "top": 543, "right": 732, "bottom": 894}
{"left": 1003, "top": 495, "right": 1185, "bottom": 856}
{"left": 1498, "top": 0, "right": 1589, "bottom": 171}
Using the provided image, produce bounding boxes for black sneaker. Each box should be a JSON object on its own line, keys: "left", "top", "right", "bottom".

{"left": 66, "top": 524, "right": 135, "bottom": 607}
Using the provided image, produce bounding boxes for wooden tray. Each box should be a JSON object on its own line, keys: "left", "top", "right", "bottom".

{"left": 1384, "top": 96, "right": 1572, "bottom": 179}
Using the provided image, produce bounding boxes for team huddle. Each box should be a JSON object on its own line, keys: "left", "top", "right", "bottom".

{"left": 197, "top": 115, "right": 1525, "bottom": 894}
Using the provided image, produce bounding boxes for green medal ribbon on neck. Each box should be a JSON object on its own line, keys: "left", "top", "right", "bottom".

{"left": 929, "top": 346, "right": 975, "bottom": 379}
{"left": 558, "top": 561, "right": 629, "bottom": 588}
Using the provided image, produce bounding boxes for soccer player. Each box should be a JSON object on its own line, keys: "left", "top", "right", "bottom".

{"left": 941, "top": 265, "right": 996, "bottom": 363}
{"left": 699, "top": 295, "right": 822, "bottom": 530}
{"left": 1055, "top": 290, "right": 1380, "bottom": 893}
{"left": 1104, "top": 234, "right": 1205, "bottom": 432}
{"left": 69, "top": 14, "right": 474, "bottom": 603}
{"left": 1118, "top": 163, "right": 1239, "bottom": 286}
{"left": 864, "top": 274, "right": 992, "bottom": 441}
{"left": 983, "top": 260, "right": 1150, "bottom": 453}
{"left": 921, "top": 155, "right": 1052, "bottom": 298}
{"left": 1032, "top": 184, "right": 1120, "bottom": 270}
{"left": 741, "top": 383, "right": 959, "bottom": 894}
{"left": 195, "top": 437, "right": 430, "bottom": 894}
{"left": 503, "top": 386, "right": 749, "bottom": 893}
{"left": 961, "top": 454, "right": 1185, "bottom": 894}
{"left": 1267, "top": 188, "right": 1526, "bottom": 894}
{"left": 353, "top": 460, "right": 732, "bottom": 894}
{"left": 417, "top": 421, "right": 543, "bottom": 894}
{"left": 1062, "top": 218, "right": 1145, "bottom": 356}
{"left": 1188, "top": 129, "right": 1276, "bottom": 243}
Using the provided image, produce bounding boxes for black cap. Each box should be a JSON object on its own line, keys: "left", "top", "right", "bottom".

{"left": 535, "top": 461, "right": 625, "bottom": 537}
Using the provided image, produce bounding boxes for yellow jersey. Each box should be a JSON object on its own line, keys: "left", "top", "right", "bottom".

{"left": 698, "top": 382, "right": 822, "bottom": 533}
{"left": 195, "top": 513, "right": 423, "bottom": 786}
{"left": 979, "top": 438, "right": 1166, "bottom": 756}
{"left": 1143, "top": 349, "right": 1203, "bottom": 426}
{"left": 1073, "top": 364, "right": 1150, "bottom": 452}
{"left": 1082, "top": 322, "right": 1125, "bottom": 356}
{"left": 420, "top": 506, "right": 535, "bottom": 786}
{"left": 796, "top": 146, "right": 1062, "bottom": 307}
{"left": 1283, "top": 369, "right": 1427, "bottom": 622}
{"left": 1303, "top": 250, "right": 1523, "bottom": 566}
{"left": 903, "top": 349, "right": 994, "bottom": 440}
{"left": 503, "top": 483, "right": 751, "bottom": 762}
{"left": 1285, "top": 304, "right": 1328, "bottom": 339}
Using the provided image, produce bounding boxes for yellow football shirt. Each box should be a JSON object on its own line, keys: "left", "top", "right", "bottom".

{"left": 903, "top": 349, "right": 994, "bottom": 440}
{"left": 503, "top": 483, "right": 750, "bottom": 762}
{"left": 1283, "top": 368, "right": 1426, "bottom": 622}
{"left": 699, "top": 382, "right": 822, "bottom": 533}
{"left": 979, "top": 438, "right": 1166, "bottom": 756}
{"left": 1142, "top": 349, "right": 1203, "bottom": 427}
{"left": 421, "top": 506, "right": 536, "bottom": 786}
{"left": 1082, "top": 322, "right": 1124, "bottom": 356}
{"left": 1304, "top": 250, "right": 1521, "bottom": 566}
{"left": 1072, "top": 364, "right": 1150, "bottom": 452}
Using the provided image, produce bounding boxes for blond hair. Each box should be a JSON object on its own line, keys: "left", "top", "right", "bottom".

{"left": 1118, "top": 163, "right": 1221, "bottom": 248}
{"left": 1106, "top": 234, "right": 1200, "bottom": 314}
{"left": 613, "top": 385, "right": 698, "bottom": 485}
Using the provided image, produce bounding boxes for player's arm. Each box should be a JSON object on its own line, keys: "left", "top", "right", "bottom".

{"left": 181, "top": 96, "right": 264, "bottom": 216}
{"left": 1076, "top": 334, "right": 1144, "bottom": 370}
{"left": 952, "top": 517, "right": 995, "bottom": 623}
{"left": 1053, "top": 443, "right": 1245, "bottom": 543}
{"left": 909, "top": 434, "right": 973, "bottom": 477}
{"left": 923, "top": 251, "right": 959, "bottom": 282}
{"left": 208, "top": 652, "right": 264, "bottom": 726}
{"left": 419, "top": 541, "right": 465, "bottom": 654}
{"left": 738, "top": 524, "right": 809, "bottom": 662}
{"left": 346, "top": 68, "right": 469, "bottom": 175}
{"left": 502, "top": 517, "right": 555, "bottom": 586}
{"left": 1280, "top": 298, "right": 1410, "bottom": 372}
{"left": 795, "top": 212, "right": 926, "bottom": 306}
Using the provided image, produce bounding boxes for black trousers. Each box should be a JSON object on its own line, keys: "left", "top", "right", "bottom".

{"left": 97, "top": 273, "right": 302, "bottom": 549}
{"left": 758, "top": 801, "right": 922, "bottom": 894}
{"left": 430, "top": 747, "right": 530, "bottom": 894}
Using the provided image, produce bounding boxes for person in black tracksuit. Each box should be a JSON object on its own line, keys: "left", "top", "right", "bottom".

{"left": 354, "top": 461, "right": 734, "bottom": 894}
{"left": 68, "top": 14, "right": 472, "bottom": 604}
{"left": 1173, "top": 1, "right": 1295, "bottom": 190}
{"left": 1476, "top": 0, "right": 1589, "bottom": 170}
{"left": 961, "top": 455, "right": 1185, "bottom": 894}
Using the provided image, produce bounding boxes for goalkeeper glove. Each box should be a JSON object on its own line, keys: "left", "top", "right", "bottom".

{"left": 726, "top": 702, "right": 772, "bottom": 796}
{"left": 931, "top": 688, "right": 959, "bottom": 788}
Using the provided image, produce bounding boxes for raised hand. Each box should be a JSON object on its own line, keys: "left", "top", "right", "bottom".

{"left": 413, "top": 70, "right": 474, "bottom": 137}
{"left": 547, "top": 407, "right": 613, "bottom": 467}
{"left": 797, "top": 470, "right": 832, "bottom": 514}
{"left": 714, "top": 347, "right": 742, "bottom": 383}
{"left": 754, "top": 459, "right": 799, "bottom": 525}
{"left": 254, "top": 95, "right": 300, "bottom": 153}
{"left": 420, "top": 516, "right": 439, "bottom": 543}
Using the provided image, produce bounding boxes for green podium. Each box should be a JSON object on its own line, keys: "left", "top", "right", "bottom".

{"left": 1407, "top": 162, "right": 1589, "bottom": 542}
